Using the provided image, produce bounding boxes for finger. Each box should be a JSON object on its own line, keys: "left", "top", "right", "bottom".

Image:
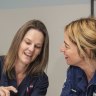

{"left": 5, "top": 86, "right": 18, "bottom": 93}
{"left": 0, "top": 87, "right": 10, "bottom": 96}
{"left": 0, "top": 90, "right": 5, "bottom": 96}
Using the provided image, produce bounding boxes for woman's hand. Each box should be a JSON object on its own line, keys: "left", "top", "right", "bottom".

{"left": 0, "top": 86, "right": 17, "bottom": 96}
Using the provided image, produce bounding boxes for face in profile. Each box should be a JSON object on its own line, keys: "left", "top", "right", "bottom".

{"left": 17, "top": 29, "right": 44, "bottom": 66}
{"left": 60, "top": 32, "right": 84, "bottom": 67}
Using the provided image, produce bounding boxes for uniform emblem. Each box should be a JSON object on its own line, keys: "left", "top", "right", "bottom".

{"left": 71, "top": 89, "right": 76, "bottom": 93}
{"left": 93, "top": 92, "right": 96, "bottom": 96}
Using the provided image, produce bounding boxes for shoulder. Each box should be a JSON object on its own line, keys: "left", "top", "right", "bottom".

{"left": 0, "top": 55, "right": 5, "bottom": 68}
{"left": 37, "top": 72, "right": 49, "bottom": 84}
{"left": 67, "top": 65, "right": 86, "bottom": 81}
{"left": 38, "top": 72, "right": 48, "bottom": 79}
{"left": 0, "top": 55, "right": 5, "bottom": 79}
{"left": 61, "top": 66, "right": 86, "bottom": 96}
{"left": 0, "top": 55, "right": 5, "bottom": 62}
{"left": 68, "top": 65, "right": 84, "bottom": 74}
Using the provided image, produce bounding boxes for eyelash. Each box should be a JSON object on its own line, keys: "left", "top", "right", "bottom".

{"left": 25, "top": 41, "right": 31, "bottom": 45}
{"left": 35, "top": 45, "right": 42, "bottom": 49}
{"left": 25, "top": 41, "right": 42, "bottom": 49}
{"left": 65, "top": 44, "right": 69, "bottom": 48}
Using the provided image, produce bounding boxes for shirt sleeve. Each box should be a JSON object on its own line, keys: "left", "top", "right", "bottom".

{"left": 31, "top": 72, "right": 49, "bottom": 96}
{"left": 0, "top": 56, "right": 4, "bottom": 80}
{"left": 60, "top": 66, "right": 78, "bottom": 96}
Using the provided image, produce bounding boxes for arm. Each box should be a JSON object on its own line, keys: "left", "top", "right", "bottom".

{"left": 0, "top": 56, "right": 17, "bottom": 96}
{"left": 30, "top": 72, "right": 49, "bottom": 96}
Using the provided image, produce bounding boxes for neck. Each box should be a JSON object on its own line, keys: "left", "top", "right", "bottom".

{"left": 80, "top": 59, "right": 96, "bottom": 82}
{"left": 14, "top": 61, "right": 27, "bottom": 86}
{"left": 84, "top": 67, "right": 95, "bottom": 82}
{"left": 14, "top": 60, "right": 27, "bottom": 75}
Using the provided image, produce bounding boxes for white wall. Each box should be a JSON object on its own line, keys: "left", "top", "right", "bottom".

{"left": 0, "top": 4, "right": 90, "bottom": 96}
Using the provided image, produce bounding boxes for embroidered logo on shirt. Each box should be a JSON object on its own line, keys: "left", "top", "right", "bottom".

{"left": 93, "top": 92, "right": 96, "bottom": 96}
{"left": 26, "top": 84, "right": 33, "bottom": 95}
{"left": 30, "top": 85, "right": 33, "bottom": 88}
{"left": 71, "top": 89, "right": 77, "bottom": 93}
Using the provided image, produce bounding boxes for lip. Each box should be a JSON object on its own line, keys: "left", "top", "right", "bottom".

{"left": 24, "top": 52, "right": 32, "bottom": 58}
{"left": 65, "top": 57, "right": 68, "bottom": 59}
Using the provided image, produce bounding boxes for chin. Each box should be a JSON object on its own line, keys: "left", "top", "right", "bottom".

{"left": 67, "top": 62, "right": 74, "bottom": 65}
{"left": 23, "top": 60, "right": 31, "bottom": 65}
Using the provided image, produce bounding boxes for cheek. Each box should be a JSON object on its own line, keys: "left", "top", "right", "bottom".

{"left": 18, "top": 45, "right": 23, "bottom": 54}
{"left": 33, "top": 49, "right": 42, "bottom": 58}
{"left": 19, "top": 42, "right": 27, "bottom": 52}
{"left": 65, "top": 50, "right": 74, "bottom": 56}
{"left": 31, "top": 52, "right": 40, "bottom": 62}
{"left": 70, "top": 51, "right": 82, "bottom": 62}
{"left": 67, "top": 49, "right": 80, "bottom": 60}
{"left": 18, "top": 43, "right": 26, "bottom": 57}
{"left": 36, "top": 50, "right": 42, "bottom": 57}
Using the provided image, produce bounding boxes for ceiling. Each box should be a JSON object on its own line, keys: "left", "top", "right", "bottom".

{"left": 0, "top": 0, "right": 90, "bottom": 9}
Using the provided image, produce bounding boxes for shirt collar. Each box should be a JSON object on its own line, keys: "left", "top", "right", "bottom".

{"left": 71, "top": 66, "right": 96, "bottom": 92}
{"left": 89, "top": 71, "right": 96, "bottom": 85}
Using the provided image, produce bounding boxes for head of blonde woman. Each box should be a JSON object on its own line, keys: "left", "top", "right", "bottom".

{"left": 65, "top": 18, "right": 96, "bottom": 61}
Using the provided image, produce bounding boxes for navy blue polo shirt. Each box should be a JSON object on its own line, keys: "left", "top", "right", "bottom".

{"left": 61, "top": 66, "right": 96, "bottom": 96}
{"left": 0, "top": 56, "right": 49, "bottom": 96}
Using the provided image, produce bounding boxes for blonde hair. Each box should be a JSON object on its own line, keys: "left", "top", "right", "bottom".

{"left": 4, "top": 20, "right": 49, "bottom": 79}
{"left": 65, "top": 17, "right": 96, "bottom": 60}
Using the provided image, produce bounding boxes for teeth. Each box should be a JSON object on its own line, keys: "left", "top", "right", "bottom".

{"left": 24, "top": 52, "right": 31, "bottom": 57}
{"left": 26, "top": 54, "right": 31, "bottom": 57}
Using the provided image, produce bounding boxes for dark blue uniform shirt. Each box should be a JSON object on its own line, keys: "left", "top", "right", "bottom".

{"left": 61, "top": 66, "right": 96, "bottom": 96}
{"left": 0, "top": 56, "right": 49, "bottom": 96}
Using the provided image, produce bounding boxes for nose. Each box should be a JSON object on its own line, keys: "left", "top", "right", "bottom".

{"left": 60, "top": 44, "right": 65, "bottom": 53}
{"left": 28, "top": 44, "right": 35, "bottom": 52}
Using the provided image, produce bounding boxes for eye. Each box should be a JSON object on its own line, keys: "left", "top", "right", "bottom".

{"left": 25, "top": 40, "right": 31, "bottom": 45}
{"left": 65, "top": 44, "right": 68, "bottom": 48}
{"left": 35, "top": 45, "right": 42, "bottom": 49}
{"left": 64, "top": 43, "right": 70, "bottom": 49}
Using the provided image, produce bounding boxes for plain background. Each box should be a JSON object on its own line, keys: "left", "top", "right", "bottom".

{"left": 0, "top": 1, "right": 90, "bottom": 96}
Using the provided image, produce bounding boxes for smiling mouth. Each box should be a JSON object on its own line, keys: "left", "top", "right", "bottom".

{"left": 24, "top": 52, "right": 32, "bottom": 58}
{"left": 65, "top": 57, "right": 68, "bottom": 59}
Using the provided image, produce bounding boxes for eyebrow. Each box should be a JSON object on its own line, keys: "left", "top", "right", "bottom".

{"left": 24, "top": 38, "right": 43, "bottom": 45}
{"left": 24, "top": 38, "right": 31, "bottom": 41}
